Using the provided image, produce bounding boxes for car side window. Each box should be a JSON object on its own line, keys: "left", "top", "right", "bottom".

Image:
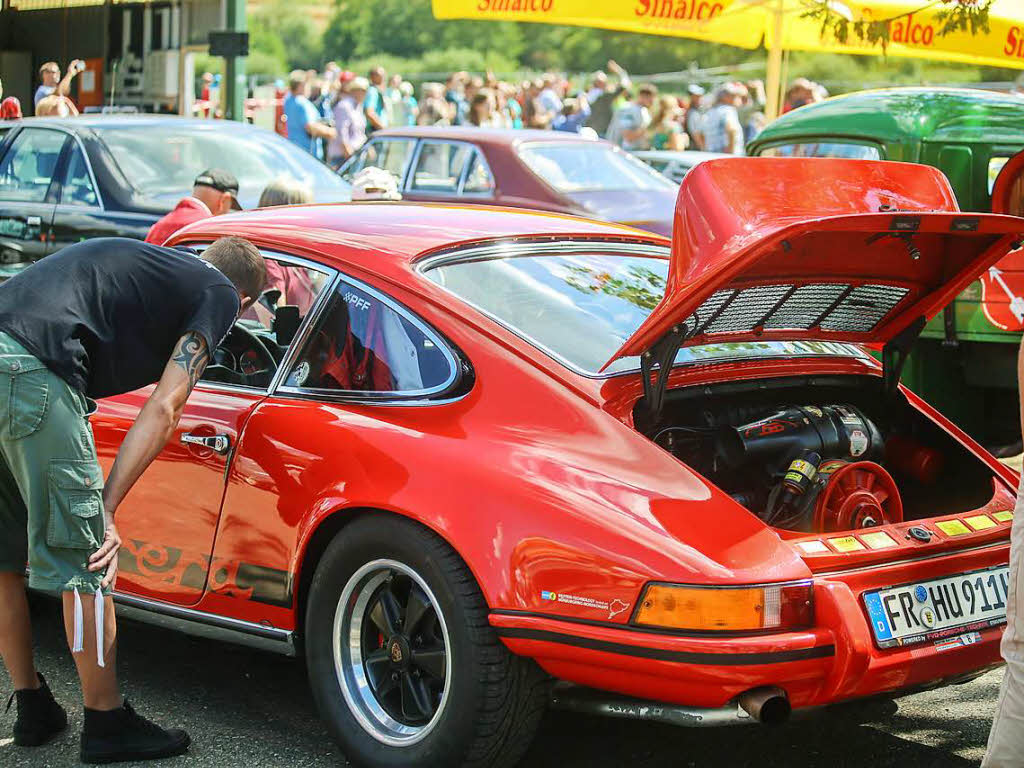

{"left": 409, "top": 141, "right": 472, "bottom": 194}
{"left": 462, "top": 150, "right": 495, "bottom": 196}
{"left": 342, "top": 138, "right": 414, "bottom": 184}
{"left": 284, "top": 278, "right": 455, "bottom": 395}
{"left": 199, "top": 253, "right": 330, "bottom": 389}
{"left": 60, "top": 142, "right": 99, "bottom": 207}
{"left": 0, "top": 128, "right": 67, "bottom": 203}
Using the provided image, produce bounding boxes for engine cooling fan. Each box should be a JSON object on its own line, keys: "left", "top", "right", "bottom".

{"left": 812, "top": 461, "right": 904, "bottom": 533}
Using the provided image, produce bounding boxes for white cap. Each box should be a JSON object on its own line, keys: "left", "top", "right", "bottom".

{"left": 350, "top": 167, "right": 402, "bottom": 201}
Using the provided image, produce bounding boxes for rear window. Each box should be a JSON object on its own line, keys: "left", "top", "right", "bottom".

{"left": 759, "top": 142, "right": 881, "bottom": 160}
{"left": 423, "top": 246, "right": 866, "bottom": 375}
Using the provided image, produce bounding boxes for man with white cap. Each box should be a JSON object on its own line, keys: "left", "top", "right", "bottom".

{"left": 585, "top": 59, "right": 631, "bottom": 138}
{"left": 702, "top": 84, "right": 746, "bottom": 155}
{"left": 684, "top": 84, "right": 706, "bottom": 150}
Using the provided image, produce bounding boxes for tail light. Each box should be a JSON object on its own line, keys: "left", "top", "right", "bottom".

{"left": 633, "top": 580, "right": 814, "bottom": 632}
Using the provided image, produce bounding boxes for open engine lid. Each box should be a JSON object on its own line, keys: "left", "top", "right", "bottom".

{"left": 602, "top": 158, "right": 1024, "bottom": 372}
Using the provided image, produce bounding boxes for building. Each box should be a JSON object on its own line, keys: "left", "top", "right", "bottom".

{"left": 0, "top": 0, "right": 245, "bottom": 117}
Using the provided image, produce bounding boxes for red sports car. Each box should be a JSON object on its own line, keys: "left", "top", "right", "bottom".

{"left": 337, "top": 126, "right": 680, "bottom": 236}
{"left": 89, "top": 158, "right": 1021, "bottom": 768}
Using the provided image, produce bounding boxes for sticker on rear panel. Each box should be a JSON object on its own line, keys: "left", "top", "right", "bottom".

{"left": 936, "top": 520, "right": 971, "bottom": 537}
{"left": 828, "top": 536, "right": 864, "bottom": 552}
{"left": 540, "top": 591, "right": 630, "bottom": 619}
{"left": 935, "top": 632, "right": 983, "bottom": 653}
{"left": 965, "top": 515, "right": 997, "bottom": 531}
{"left": 994, "top": 510, "right": 1015, "bottom": 523}
{"left": 796, "top": 540, "right": 829, "bottom": 554}
{"left": 861, "top": 531, "right": 898, "bottom": 550}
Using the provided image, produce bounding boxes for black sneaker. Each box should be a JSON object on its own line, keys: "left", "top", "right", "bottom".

{"left": 80, "top": 699, "right": 190, "bottom": 764}
{"left": 6, "top": 672, "right": 68, "bottom": 747}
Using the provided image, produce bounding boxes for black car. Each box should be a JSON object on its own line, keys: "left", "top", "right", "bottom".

{"left": 0, "top": 116, "right": 351, "bottom": 275}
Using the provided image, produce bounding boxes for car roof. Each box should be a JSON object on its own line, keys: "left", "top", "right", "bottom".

{"left": 373, "top": 125, "right": 599, "bottom": 146}
{"left": 750, "top": 87, "right": 1024, "bottom": 148}
{"left": 171, "top": 202, "right": 665, "bottom": 277}
{"left": 0, "top": 115, "right": 271, "bottom": 134}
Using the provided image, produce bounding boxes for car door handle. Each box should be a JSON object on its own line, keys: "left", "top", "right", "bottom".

{"left": 26, "top": 216, "right": 41, "bottom": 227}
{"left": 180, "top": 432, "right": 231, "bottom": 454}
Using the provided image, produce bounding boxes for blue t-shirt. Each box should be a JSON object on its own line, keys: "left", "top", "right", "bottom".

{"left": 364, "top": 86, "right": 387, "bottom": 132}
{"left": 284, "top": 93, "right": 321, "bottom": 157}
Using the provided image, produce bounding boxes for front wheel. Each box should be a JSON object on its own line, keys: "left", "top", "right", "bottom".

{"left": 305, "top": 515, "right": 547, "bottom": 768}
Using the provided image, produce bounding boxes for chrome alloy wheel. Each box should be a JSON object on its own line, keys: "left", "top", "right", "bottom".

{"left": 333, "top": 559, "right": 452, "bottom": 746}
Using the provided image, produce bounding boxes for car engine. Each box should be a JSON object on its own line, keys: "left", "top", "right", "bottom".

{"left": 655, "top": 403, "right": 947, "bottom": 533}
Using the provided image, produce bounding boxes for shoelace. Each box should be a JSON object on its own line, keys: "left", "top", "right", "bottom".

{"left": 122, "top": 702, "right": 166, "bottom": 737}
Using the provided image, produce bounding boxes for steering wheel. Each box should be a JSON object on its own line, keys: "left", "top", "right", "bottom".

{"left": 205, "top": 323, "right": 278, "bottom": 386}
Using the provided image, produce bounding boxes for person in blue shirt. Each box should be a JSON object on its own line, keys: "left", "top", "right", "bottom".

{"left": 552, "top": 96, "right": 591, "bottom": 133}
{"left": 364, "top": 67, "right": 388, "bottom": 134}
{"left": 283, "top": 71, "right": 335, "bottom": 158}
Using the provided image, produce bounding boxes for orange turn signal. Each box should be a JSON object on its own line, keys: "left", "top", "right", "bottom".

{"left": 634, "top": 581, "right": 813, "bottom": 632}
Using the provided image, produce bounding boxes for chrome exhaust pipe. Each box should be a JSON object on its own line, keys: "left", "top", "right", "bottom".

{"left": 737, "top": 686, "right": 791, "bottom": 726}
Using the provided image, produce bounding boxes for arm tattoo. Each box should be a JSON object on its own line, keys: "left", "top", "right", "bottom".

{"left": 171, "top": 332, "right": 210, "bottom": 392}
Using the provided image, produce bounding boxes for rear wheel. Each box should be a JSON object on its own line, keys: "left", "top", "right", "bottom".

{"left": 305, "top": 515, "right": 547, "bottom": 768}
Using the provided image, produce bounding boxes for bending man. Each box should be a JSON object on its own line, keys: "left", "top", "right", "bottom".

{"left": 0, "top": 236, "right": 265, "bottom": 763}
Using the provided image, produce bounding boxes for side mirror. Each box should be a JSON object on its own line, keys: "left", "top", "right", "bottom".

{"left": 274, "top": 305, "right": 301, "bottom": 347}
{"left": 259, "top": 288, "right": 282, "bottom": 315}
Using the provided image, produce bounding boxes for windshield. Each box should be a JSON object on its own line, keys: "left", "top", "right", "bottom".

{"left": 424, "top": 251, "right": 867, "bottom": 375}
{"left": 99, "top": 123, "right": 350, "bottom": 207}
{"left": 518, "top": 143, "right": 677, "bottom": 193}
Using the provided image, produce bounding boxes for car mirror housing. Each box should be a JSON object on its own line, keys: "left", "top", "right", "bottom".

{"left": 274, "top": 304, "right": 301, "bottom": 347}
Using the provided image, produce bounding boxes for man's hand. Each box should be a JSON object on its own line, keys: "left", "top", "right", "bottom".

{"left": 88, "top": 515, "right": 122, "bottom": 588}
{"left": 608, "top": 59, "right": 623, "bottom": 75}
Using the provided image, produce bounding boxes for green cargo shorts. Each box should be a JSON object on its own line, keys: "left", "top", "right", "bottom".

{"left": 0, "top": 331, "right": 107, "bottom": 594}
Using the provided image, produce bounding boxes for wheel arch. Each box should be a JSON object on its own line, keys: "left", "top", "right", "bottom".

{"left": 293, "top": 505, "right": 494, "bottom": 648}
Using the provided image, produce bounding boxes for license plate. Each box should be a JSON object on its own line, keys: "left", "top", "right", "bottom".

{"left": 863, "top": 565, "right": 1010, "bottom": 649}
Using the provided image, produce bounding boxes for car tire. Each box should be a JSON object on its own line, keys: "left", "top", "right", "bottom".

{"left": 305, "top": 514, "right": 548, "bottom": 768}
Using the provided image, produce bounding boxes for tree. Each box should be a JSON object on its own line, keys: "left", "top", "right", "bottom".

{"left": 802, "top": 0, "right": 992, "bottom": 50}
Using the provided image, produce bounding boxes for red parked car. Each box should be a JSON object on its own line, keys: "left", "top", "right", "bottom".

{"left": 88, "top": 158, "right": 1021, "bottom": 768}
{"left": 337, "top": 126, "right": 679, "bottom": 236}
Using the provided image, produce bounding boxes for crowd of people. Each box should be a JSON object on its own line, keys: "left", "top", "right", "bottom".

{"left": 279, "top": 60, "right": 831, "bottom": 167}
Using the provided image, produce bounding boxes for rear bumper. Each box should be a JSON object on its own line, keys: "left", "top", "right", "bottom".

{"left": 492, "top": 542, "right": 1008, "bottom": 710}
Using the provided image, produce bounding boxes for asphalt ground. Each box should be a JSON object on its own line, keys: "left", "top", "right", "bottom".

{"left": 0, "top": 599, "right": 1004, "bottom": 768}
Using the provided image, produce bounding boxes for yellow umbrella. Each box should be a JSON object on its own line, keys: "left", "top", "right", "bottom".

{"left": 432, "top": 0, "right": 1024, "bottom": 117}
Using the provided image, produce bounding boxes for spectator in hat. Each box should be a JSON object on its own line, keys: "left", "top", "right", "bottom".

{"left": 585, "top": 59, "right": 631, "bottom": 138}
{"left": 703, "top": 84, "right": 746, "bottom": 155}
{"left": 145, "top": 169, "right": 242, "bottom": 245}
{"left": 328, "top": 76, "right": 369, "bottom": 169}
{"left": 684, "top": 84, "right": 706, "bottom": 150}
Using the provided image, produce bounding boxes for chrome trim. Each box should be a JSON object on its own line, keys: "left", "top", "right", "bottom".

{"left": 268, "top": 270, "right": 341, "bottom": 394}
{"left": 275, "top": 270, "right": 461, "bottom": 402}
{"left": 26, "top": 590, "right": 298, "bottom": 656}
{"left": 416, "top": 238, "right": 670, "bottom": 272}
{"left": 813, "top": 541, "right": 1009, "bottom": 578}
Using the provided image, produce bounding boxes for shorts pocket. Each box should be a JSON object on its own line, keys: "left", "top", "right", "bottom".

{"left": 5, "top": 357, "right": 51, "bottom": 440}
{"left": 46, "top": 460, "right": 104, "bottom": 550}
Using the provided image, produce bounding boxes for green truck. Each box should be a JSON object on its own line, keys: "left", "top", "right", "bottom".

{"left": 748, "top": 87, "right": 1024, "bottom": 452}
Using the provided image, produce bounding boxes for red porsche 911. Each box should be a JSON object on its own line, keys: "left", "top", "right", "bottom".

{"left": 87, "top": 158, "right": 1022, "bottom": 768}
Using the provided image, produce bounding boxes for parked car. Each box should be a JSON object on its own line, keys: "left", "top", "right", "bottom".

{"left": 0, "top": 115, "right": 351, "bottom": 276}
{"left": 74, "top": 158, "right": 1022, "bottom": 768}
{"left": 338, "top": 126, "right": 679, "bottom": 236}
{"left": 748, "top": 88, "right": 1024, "bottom": 451}
{"left": 633, "top": 149, "right": 729, "bottom": 183}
